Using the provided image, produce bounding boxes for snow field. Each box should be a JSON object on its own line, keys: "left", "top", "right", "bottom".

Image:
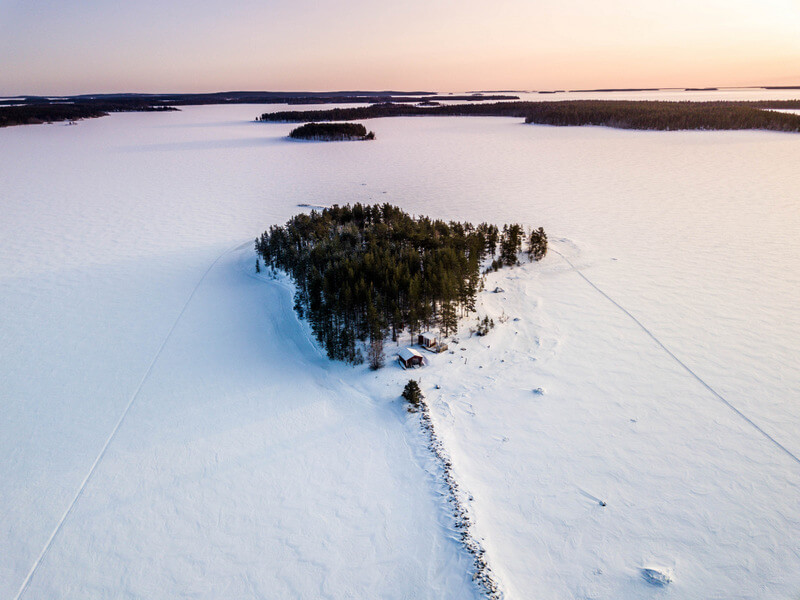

{"left": 354, "top": 242, "right": 800, "bottom": 599}
{"left": 12, "top": 246, "right": 479, "bottom": 599}
{"left": 2, "top": 102, "right": 799, "bottom": 598}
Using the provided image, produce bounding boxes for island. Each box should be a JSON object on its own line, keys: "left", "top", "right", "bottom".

{"left": 258, "top": 99, "right": 800, "bottom": 133}
{"left": 255, "top": 203, "right": 546, "bottom": 368}
{"left": 0, "top": 101, "right": 176, "bottom": 128}
{"left": 288, "top": 122, "right": 375, "bottom": 141}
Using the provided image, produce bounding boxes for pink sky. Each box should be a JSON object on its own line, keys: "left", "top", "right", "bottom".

{"left": 2, "top": 0, "right": 799, "bottom": 95}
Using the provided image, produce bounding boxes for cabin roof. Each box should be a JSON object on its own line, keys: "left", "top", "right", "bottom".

{"left": 420, "top": 332, "right": 438, "bottom": 341}
{"left": 399, "top": 347, "right": 424, "bottom": 360}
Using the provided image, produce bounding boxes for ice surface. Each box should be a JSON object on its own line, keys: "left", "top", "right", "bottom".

{"left": 357, "top": 251, "right": 799, "bottom": 599}
{"left": 508, "top": 88, "right": 800, "bottom": 102}
{"left": 1, "top": 101, "right": 799, "bottom": 598}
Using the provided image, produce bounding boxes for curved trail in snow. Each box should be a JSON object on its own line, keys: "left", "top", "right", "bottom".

{"left": 552, "top": 247, "right": 800, "bottom": 469}
{"left": 13, "top": 241, "right": 250, "bottom": 600}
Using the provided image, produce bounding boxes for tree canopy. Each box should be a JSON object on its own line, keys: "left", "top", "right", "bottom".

{"left": 289, "top": 122, "right": 374, "bottom": 141}
{"left": 256, "top": 204, "right": 545, "bottom": 365}
{"left": 258, "top": 100, "right": 800, "bottom": 133}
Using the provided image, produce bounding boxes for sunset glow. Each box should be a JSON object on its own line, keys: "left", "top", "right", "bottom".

{"left": 2, "top": 0, "right": 800, "bottom": 94}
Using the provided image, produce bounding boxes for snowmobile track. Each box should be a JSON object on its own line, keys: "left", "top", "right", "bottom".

{"left": 13, "top": 241, "right": 249, "bottom": 600}
{"left": 553, "top": 246, "right": 800, "bottom": 469}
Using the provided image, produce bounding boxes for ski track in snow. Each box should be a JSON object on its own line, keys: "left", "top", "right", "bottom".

{"left": 552, "top": 246, "right": 800, "bottom": 470}
{"left": 12, "top": 241, "right": 249, "bottom": 600}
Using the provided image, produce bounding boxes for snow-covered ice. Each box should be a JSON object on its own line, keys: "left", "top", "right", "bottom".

{"left": 358, "top": 245, "right": 799, "bottom": 599}
{"left": 1, "top": 102, "right": 799, "bottom": 598}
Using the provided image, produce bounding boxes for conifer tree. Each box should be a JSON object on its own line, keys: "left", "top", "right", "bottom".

{"left": 528, "top": 227, "right": 548, "bottom": 261}
{"left": 500, "top": 223, "right": 524, "bottom": 266}
{"left": 440, "top": 300, "right": 458, "bottom": 337}
{"left": 401, "top": 379, "right": 423, "bottom": 407}
{"left": 368, "top": 336, "right": 385, "bottom": 370}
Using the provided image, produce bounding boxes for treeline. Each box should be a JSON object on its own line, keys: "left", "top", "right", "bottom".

{"left": 1, "top": 92, "right": 519, "bottom": 128}
{"left": 749, "top": 100, "right": 800, "bottom": 109}
{"left": 258, "top": 100, "right": 800, "bottom": 132}
{"left": 522, "top": 101, "right": 800, "bottom": 131}
{"left": 0, "top": 101, "right": 176, "bottom": 128}
{"left": 258, "top": 102, "right": 535, "bottom": 122}
{"left": 289, "top": 122, "right": 374, "bottom": 141}
{"left": 285, "top": 94, "right": 517, "bottom": 105}
{"left": 256, "top": 204, "right": 547, "bottom": 367}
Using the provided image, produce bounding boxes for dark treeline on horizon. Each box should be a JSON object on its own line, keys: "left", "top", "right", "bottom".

{"left": 0, "top": 101, "right": 176, "bottom": 128}
{"left": 255, "top": 204, "right": 546, "bottom": 367}
{"left": 289, "top": 122, "right": 375, "bottom": 141}
{"left": 0, "top": 92, "right": 516, "bottom": 107}
{"left": 258, "top": 100, "right": 800, "bottom": 132}
{"left": 284, "top": 94, "right": 517, "bottom": 105}
{"left": 7, "top": 94, "right": 800, "bottom": 130}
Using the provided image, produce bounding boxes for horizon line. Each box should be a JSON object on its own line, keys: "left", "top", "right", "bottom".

{"left": 4, "top": 84, "right": 800, "bottom": 99}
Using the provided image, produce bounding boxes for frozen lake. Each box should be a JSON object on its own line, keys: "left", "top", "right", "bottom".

{"left": 1, "top": 102, "right": 799, "bottom": 598}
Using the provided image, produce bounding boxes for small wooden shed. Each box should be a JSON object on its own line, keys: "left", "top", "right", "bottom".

{"left": 398, "top": 347, "right": 424, "bottom": 369}
{"left": 418, "top": 332, "right": 439, "bottom": 349}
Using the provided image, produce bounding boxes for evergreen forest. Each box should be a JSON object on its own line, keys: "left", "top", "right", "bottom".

{"left": 289, "top": 122, "right": 375, "bottom": 141}
{"left": 255, "top": 204, "right": 547, "bottom": 367}
{"left": 258, "top": 100, "right": 800, "bottom": 133}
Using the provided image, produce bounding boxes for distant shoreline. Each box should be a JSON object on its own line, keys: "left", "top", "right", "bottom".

{"left": 0, "top": 91, "right": 516, "bottom": 128}
{"left": 258, "top": 100, "right": 800, "bottom": 133}
{"left": 5, "top": 90, "right": 800, "bottom": 131}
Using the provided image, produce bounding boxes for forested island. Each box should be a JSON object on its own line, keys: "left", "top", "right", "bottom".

{"left": 0, "top": 101, "right": 176, "bottom": 128}
{"left": 258, "top": 100, "right": 800, "bottom": 132}
{"left": 289, "top": 122, "right": 375, "bottom": 141}
{"left": 255, "top": 204, "right": 547, "bottom": 368}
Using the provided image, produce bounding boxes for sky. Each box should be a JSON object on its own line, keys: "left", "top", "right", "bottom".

{"left": 2, "top": 0, "right": 800, "bottom": 95}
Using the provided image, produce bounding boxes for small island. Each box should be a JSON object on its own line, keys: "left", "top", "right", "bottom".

{"left": 288, "top": 122, "right": 375, "bottom": 141}
{"left": 255, "top": 203, "right": 546, "bottom": 368}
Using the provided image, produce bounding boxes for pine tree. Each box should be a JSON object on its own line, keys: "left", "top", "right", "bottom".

{"left": 401, "top": 379, "right": 423, "bottom": 407}
{"left": 255, "top": 258, "right": 261, "bottom": 273}
{"left": 500, "top": 224, "right": 524, "bottom": 266}
{"left": 368, "top": 336, "right": 385, "bottom": 370}
{"left": 366, "top": 300, "right": 386, "bottom": 369}
{"left": 528, "top": 227, "right": 548, "bottom": 261}
{"left": 440, "top": 300, "right": 458, "bottom": 337}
